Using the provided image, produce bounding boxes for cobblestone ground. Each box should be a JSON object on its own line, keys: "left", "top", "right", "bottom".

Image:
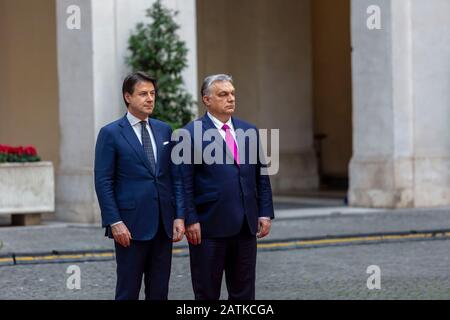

{"left": 0, "top": 239, "right": 449, "bottom": 300}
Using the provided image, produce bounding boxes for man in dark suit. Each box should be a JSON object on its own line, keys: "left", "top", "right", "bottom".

{"left": 94, "top": 72, "right": 185, "bottom": 300}
{"left": 180, "top": 74, "right": 274, "bottom": 300}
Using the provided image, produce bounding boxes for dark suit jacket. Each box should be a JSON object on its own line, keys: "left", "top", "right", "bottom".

{"left": 180, "top": 114, "right": 274, "bottom": 238}
{"left": 94, "top": 114, "right": 184, "bottom": 241}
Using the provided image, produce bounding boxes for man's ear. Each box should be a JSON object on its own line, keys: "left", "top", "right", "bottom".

{"left": 124, "top": 92, "right": 131, "bottom": 104}
{"left": 202, "top": 95, "right": 210, "bottom": 106}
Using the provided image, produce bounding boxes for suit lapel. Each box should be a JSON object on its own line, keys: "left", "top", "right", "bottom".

{"left": 119, "top": 116, "right": 155, "bottom": 176}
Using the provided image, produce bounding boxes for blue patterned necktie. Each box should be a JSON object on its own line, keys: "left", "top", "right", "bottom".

{"left": 140, "top": 121, "right": 156, "bottom": 173}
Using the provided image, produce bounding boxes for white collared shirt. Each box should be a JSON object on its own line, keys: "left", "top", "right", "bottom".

{"left": 126, "top": 111, "right": 157, "bottom": 160}
{"left": 207, "top": 112, "right": 238, "bottom": 150}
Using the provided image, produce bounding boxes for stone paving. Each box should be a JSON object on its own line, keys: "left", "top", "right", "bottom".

{"left": 1, "top": 205, "right": 450, "bottom": 300}
{"left": 0, "top": 239, "right": 449, "bottom": 300}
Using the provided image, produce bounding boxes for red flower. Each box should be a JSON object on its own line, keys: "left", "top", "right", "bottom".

{"left": 0, "top": 145, "right": 11, "bottom": 153}
{"left": 25, "top": 146, "right": 37, "bottom": 156}
{"left": 0, "top": 144, "right": 39, "bottom": 160}
{"left": 16, "top": 146, "right": 24, "bottom": 156}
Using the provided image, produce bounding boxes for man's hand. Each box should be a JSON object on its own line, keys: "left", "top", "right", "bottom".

{"left": 256, "top": 218, "right": 271, "bottom": 239}
{"left": 111, "top": 222, "right": 132, "bottom": 247}
{"left": 186, "top": 223, "right": 201, "bottom": 245}
{"left": 172, "top": 219, "right": 185, "bottom": 242}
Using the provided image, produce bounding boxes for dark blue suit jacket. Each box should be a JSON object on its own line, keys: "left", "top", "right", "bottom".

{"left": 180, "top": 114, "right": 274, "bottom": 238}
{"left": 94, "top": 115, "right": 184, "bottom": 241}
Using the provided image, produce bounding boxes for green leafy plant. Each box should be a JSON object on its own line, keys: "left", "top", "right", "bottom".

{"left": 127, "top": 0, "right": 195, "bottom": 129}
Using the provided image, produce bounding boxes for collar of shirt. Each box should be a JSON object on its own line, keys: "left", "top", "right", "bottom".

{"left": 207, "top": 112, "right": 234, "bottom": 132}
{"left": 125, "top": 111, "right": 157, "bottom": 159}
{"left": 126, "top": 111, "right": 148, "bottom": 127}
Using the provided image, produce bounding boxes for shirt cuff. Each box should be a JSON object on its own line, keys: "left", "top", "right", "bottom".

{"left": 110, "top": 221, "right": 123, "bottom": 227}
{"left": 259, "top": 217, "right": 271, "bottom": 221}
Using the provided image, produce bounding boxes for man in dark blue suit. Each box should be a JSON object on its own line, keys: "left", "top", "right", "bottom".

{"left": 181, "top": 74, "right": 275, "bottom": 300}
{"left": 94, "top": 72, "right": 185, "bottom": 300}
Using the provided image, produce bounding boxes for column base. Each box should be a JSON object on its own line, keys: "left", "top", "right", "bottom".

{"left": 349, "top": 156, "right": 450, "bottom": 208}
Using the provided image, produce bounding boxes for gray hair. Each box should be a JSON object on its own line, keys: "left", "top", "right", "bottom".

{"left": 201, "top": 74, "right": 233, "bottom": 97}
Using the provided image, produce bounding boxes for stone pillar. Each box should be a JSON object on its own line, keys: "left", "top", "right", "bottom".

{"left": 349, "top": 0, "right": 450, "bottom": 208}
{"left": 56, "top": 0, "right": 197, "bottom": 223}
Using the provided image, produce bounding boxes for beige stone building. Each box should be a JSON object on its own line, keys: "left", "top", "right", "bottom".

{"left": 1, "top": 0, "right": 449, "bottom": 223}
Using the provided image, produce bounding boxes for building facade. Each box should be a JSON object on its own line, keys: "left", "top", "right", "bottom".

{"left": 1, "top": 0, "right": 449, "bottom": 223}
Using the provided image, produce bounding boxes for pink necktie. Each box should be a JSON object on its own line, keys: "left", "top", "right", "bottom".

{"left": 222, "top": 124, "right": 240, "bottom": 165}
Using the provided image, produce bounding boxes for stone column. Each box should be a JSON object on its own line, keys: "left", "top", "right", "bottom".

{"left": 56, "top": 0, "right": 197, "bottom": 223}
{"left": 349, "top": 0, "right": 450, "bottom": 208}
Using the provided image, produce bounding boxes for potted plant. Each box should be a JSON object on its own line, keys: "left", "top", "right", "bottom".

{"left": 0, "top": 145, "right": 55, "bottom": 225}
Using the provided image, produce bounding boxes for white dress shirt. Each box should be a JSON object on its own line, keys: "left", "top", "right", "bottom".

{"left": 207, "top": 112, "right": 238, "bottom": 149}
{"left": 127, "top": 111, "right": 157, "bottom": 160}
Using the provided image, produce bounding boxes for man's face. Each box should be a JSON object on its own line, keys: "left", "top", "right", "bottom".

{"left": 203, "top": 81, "right": 235, "bottom": 119}
{"left": 125, "top": 81, "right": 156, "bottom": 119}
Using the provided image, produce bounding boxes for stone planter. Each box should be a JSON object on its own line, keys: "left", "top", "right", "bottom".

{"left": 0, "top": 162, "right": 55, "bottom": 225}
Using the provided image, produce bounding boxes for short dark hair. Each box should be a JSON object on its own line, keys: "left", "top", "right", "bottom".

{"left": 122, "top": 71, "right": 158, "bottom": 107}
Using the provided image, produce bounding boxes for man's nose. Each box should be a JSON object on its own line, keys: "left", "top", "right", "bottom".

{"left": 147, "top": 94, "right": 153, "bottom": 101}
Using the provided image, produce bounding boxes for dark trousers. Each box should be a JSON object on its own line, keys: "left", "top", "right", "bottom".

{"left": 189, "top": 218, "right": 257, "bottom": 300}
{"left": 114, "top": 218, "right": 172, "bottom": 300}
